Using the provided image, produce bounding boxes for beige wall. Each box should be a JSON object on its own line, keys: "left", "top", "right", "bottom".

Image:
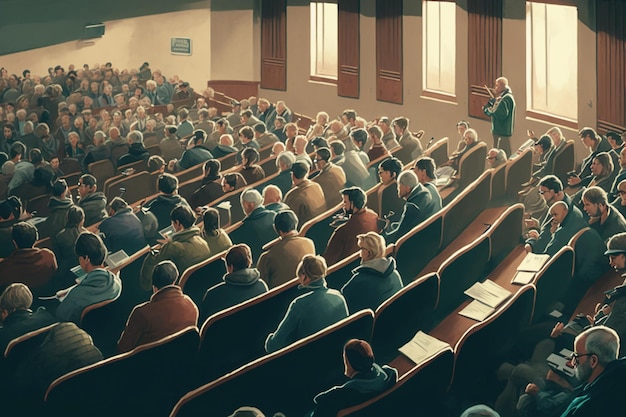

{"left": 1, "top": 8, "right": 212, "bottom": 91}
{"left": 210, "top": 8, "right": 259, "bottom": 81}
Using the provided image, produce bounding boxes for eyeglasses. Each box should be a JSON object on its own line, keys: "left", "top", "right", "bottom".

{"left": 619, "top": 191, "right": 626, "bottom": 195}
{"left": 570, "top": 352, "right": 594, "bottom": 366}
{"left": 538, "top": 189, "right": 551, "bottom": 195}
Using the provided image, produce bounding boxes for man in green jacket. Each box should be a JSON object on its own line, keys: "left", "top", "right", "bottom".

{"left": 140, "top": 205, "right": 211, "bottom": 291}
{"left": 483, "top": 76, "right": 516, "bottom": 157}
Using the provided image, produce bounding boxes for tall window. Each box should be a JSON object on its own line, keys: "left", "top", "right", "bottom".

{"left": 310, "top": 2, "right": 338, "bottom": 80}
{"left": 526, "top": 2, "right": 577, "bottom": 122}
{"left": 423, "top": 1, "right": 456, "bottom": 98}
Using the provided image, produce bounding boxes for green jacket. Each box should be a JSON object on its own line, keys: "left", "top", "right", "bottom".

{"left": 140, "top": 226, "right": 211, "bottom": 291}
{"left": 483, "top": 91, "right": 515, "bottom": 137}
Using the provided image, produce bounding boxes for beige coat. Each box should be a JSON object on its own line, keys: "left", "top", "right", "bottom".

{"left": 284, "top": 179, "right": 327, "bottom": 226}
{"left": 257, "top": 233, "right": 315, "bottom": 288}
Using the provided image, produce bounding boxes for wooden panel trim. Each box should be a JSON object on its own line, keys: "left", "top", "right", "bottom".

{"left": 260, "top": 0, "right": 287, "bottom": 91}
{"left": 338, "top": 0, "right": 360, "bottom": 98}
{"left": 376, "top": 0, "right": 403, "bottom": 104}
{"left": 526, "top": 110, "right": 578, "bottom": 130}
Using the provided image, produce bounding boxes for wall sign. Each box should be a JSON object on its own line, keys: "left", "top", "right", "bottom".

{"left": 171, "top": 37, "right": 192, "bottom": 55}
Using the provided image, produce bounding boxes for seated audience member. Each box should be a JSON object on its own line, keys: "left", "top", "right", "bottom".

{"left": 306, "top": 112, "right": 330, "bottom": 140}
{"left": 525, "top": 175, "right": 582, "bottom": 254}
{"left": 238, "top": 147, "right": 265, "bottom": 185}
{"left": 235, "top": 188, "right": 278, "bottom": 263}
{"left": 117, "top": 260, "right": 198, "bottom": 353}
{"left": 237, "top": 126, "right": 261, "bottom": 154}
{"left": 201, "top": 207, "right": 232, "bottom": 256}
{"left": 582, "top": 186, "right": 626, "bottom": 243}
{"left": 272, "top": 116, "right": 288, "bottom": 143}
{"left": 190, "top": 159, "right": 224, "bottom": 209}
{"left": 160, "top": 126, "right": 183, "bottom": 162}
{"left": 571, "top": 153, "right": 615, "bottom": 208}
{"left": 454, "top": 120, "right": 470, "bottom": 151}
{"left": 56, "top": 232, "right": 122, "bottom": 324}
{"left": 221, "top": 172, "right": 247, "bottom": 194}
{"left": 171, "top": 130, "right": 214, "bottom": 172}
{"left": 608, "top": 147, "right": 626, "bottom": 201}
{"left": 293, "top": 135, "right": 313, "bottom": 168}
{"left": 140, "top": 205, "right": 210, "bottom": 291}
{"left": 258, "top": 210, "right": 315, "bottom": 289}
{"left": 265, "top": 254, "right": 348, "bottom": 353}
{"left": 8, "top": 147, "right": 41, "bottom": 194}
{"left": 38, "top": 179, "right": 74, "bottom": 239}
{"left": 0, "top": 221, "right": 57, "bottom": 295}
{"left": 0, "top": 283, "right": 57, "bottom": 355}
{"left": 311, "top": 147, "right": 346, "bottom": 208}
{"left": 324, "top": 187, "right": 379, "bottom": 267}
{"left": 460, "top": 405, "right": 501, "bottom": 417}
{"left": 487, "top": 148, "right": 508, "bottom": 168}
{"left": 341, "top": 232, "right": 403, "bottom": 313}
{"left": 81, "top": 130, "right": 110, "bottom": 172}
{"left": 611, "top": 179, "right": 626, "bottom": 219}
{"left": 144, "top": 173, "right": 191, "bottom": 231}
{"left": 560, "top": 326, "right": 625, "bottom": 416}
{"left": 262, "top": 184, "right": 290, "bottom": 212}
{"left": 65, "top": 131, "right": 84, "bottom": 159}
{"left": 392, "top": 117, "right": 423, "bottom": 161}
{"left": 377, "top": 157, "right": 405, "bottom": 224}
{"left": 98, "top": 196, "right": 148, "bottom": 254}
{"left": 541, "top": 201, "right": 587, "bottom": 256}
{"left": 377, "top": 117, "right": 400, "bottom": 150}
{"left": 117, "top": 130, "right": 150, "bottom": 167}
{"left": 53, "top": 206, "right": 87, "bottom": 277}
{"left": 438, "top": 127, "right": 480, "bottom": 173}
{"left": 531, "top": 134, "right": 556, "bottom": 180}
{"left": 77, "top": 174, "right": 107, "bottom": 227}
{"left": 274, "top": 151, "right": 296, "bottom": 195}
{"left": 308, "top": 339, "right": 398, "bottom": 417}
{"left": 329, "top": 140, "right": 346, "bottom": 165}
{"left": 568, "top": 127, "right": 612, "bottom": 187}
{"left": 148, "top": 155, "right": 166, "bottom": 174}
{"left": 200, "top": 244, "right": 268, "bottom": 322}
{"left": 341, "top": 130, "right": 371, "bottom": 189}
{"left": 366, "top": 125, "right": 392, "bottom": 161}
{"left": 385, "top": 170, "right": 436, "bottom": 243}
{"left": 211, "top": 133, "right": 239, "bottom": 159}
{"left": 254, "top": 122, "right": 278, "bottom": 148}
{"left": 0, "top": 196, "right": 28, "bottom": 258}
{"left": 176, "top": 108, "right": 194, "bottom": 139}
{"left": 412, "top": 156, "right": 443, "bottom": 212}
{"left": 284, "top": 161, "right": 326, "bottom": 226}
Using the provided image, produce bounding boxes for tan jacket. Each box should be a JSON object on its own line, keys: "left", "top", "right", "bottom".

{"left": 284, "top": 180, "right": 327, "bottom": 226}
{"left": 312, "top": 163, "right": 346, "bottom": 208}
{"left": 257, "top": 233, "right": 315, "bottom": 289}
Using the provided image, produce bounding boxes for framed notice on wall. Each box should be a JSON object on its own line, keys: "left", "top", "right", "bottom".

{"left": 171, "top": 37, "right": 192, "bottom": 56}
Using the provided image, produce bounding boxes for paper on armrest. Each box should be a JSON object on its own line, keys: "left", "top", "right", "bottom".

{"left": 399, "top": 331, "right": 450, "bottom": 365}
{"left": 458, "top": 300, "right": 495, "bottom": 321}
{"left": 517, "top": 253, "right": 550, "bottom": 272}
{"left": 512, "top": 271, "right": 536, "bottom": 285}
{"left": 464, "top": 279, "right": 511, "bottom": 309}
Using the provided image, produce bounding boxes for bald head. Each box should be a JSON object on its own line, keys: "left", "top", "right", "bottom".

{"left": 549, "top": 201, "right": 569, "bottom": 225}
{"left": 263, "top": 185, "right": 283, "bottom": 205}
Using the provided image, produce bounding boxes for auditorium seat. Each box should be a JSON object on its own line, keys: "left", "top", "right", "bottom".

{"left": 45, "top": 326, "right": 200, "bottom": 417}
{"left": 505, "top": 147, "right": 533, "bottom": 198}
{"left": 325, "top": 251, "right": 365, "bottom": 290}
{"left": 423, "top": 136, "right": 449, "bottom": 168}
{"left": 298, "top": 202, "right": 343, "bottom": 250}
{"left": 552, "top": 139, "right": 575, "bottom": 185}
{"left": 173, "top": 311, "right": 374, "bottom": 417}
{"left": 484, "top": 203, "right": 524, "bottom": 269}
{"left": 116, "top": 158, "right": 148, "bottom": 174}
{"left": 489, "top": 162, "right": 508, "bottom": 205}
{"left": 104, "top": 171, "right": 153, "bottom": 206}
{"left": 393, "top": 213, "right": 443, "bottom": 285}
{"left": 59, "top": 158, "right": 82, "bottom": 176}
{"left": 27, "top": 193, "right": 52, "bottom": 217}
{"left": 88, "top": 159, "right": 116, "bottom": 186}
{"left": 80, "top": 291, "right": 123, "bottom": 357}
{"left": 178, "top": 251, "right": 228, "bottom": 306}
{"left": 371, "top": 272, "right": 439, "bottom": 363}
{"left": 337, "top": 346, "right": 454, "bottom": 417}
{"left": 175, "top": 162, "right": 204, "bottom": 184}
{"left": 531, "top": 246, "right": 574, "bottom": 323}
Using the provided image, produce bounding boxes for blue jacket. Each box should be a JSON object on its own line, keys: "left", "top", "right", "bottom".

{"left": 231, "top": 206, "right": 277, "bottom": 263}
{"left": 56, "top": 268, "right": 122, "bottom": 324}
{"left": 265, "top": 279, "right": 348, "bottom": 353}
{"left": 341, "top": 257, "right": 403, "bottom": 314}
{"left": 177, "top": 146, "right": 214, "bottom": 170}
{"left": 99, "top": 207, "right": 148, "bottom": 254}
{"left": 386, "top": 184, "right": 435, "bottom": 243}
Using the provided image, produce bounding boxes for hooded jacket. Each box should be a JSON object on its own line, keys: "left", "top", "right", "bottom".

{"left": 144, "top": 193, "right": 190, "bottom": 231}
{"left": 140, "top": 226, "right": 211, "bottom": 291}
{"left": 0, "top": 247, "right": 58, "bottom": 292}
{"left": 341, "top": 257, "right": 403, "bottom": 313}
{"left": 56, "top": 268, "right": 122, "bottom": 324}
{"left": 78, "top": 191, "right": 108, "bottom": 227}
{"left": 385, "top": 184, "right": 435, "bottom": 243}
{"left": 311, "top": 363, "right": 398, "bottom": 417}
{"left": 199, "top": 267, "right": 268, "bottom": 323}
{"left": 38, "top": 196, "right": 73, "bottom": 239}
{"left": 98, "top": 206, "right": 148, "bottom": 255}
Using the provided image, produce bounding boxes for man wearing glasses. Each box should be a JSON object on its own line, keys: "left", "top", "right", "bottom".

{"left": 561, "top": 326, "right": 623, "bottom": 416}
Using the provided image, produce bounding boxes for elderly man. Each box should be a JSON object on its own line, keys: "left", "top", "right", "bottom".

{"left": 385, "top": 170, "right": 435, "bottom": 243}
{"left": 284, "top": 161, "right": 326, "bottom": 226}
{"left": 232, "top": 188, "right": 277, "bottom": 263}
{"left": 487, "top": 148, "right": 507, "bottom": 168}
{"left": 274, "top": 150, "right": 296, "bottom": 196}
{"left": 539, "top": 201, "right": 587, "bottom": 256}
{"left": 171, "top": 130, "right": 214, "bottom": 171}
{"left": 258, "top": 210, "right": 316, "bottom": 289}
{"left": 118, "top": 260, "right": 198, "bottom": 353}
{"left": 324, "top": 187, "right": 379, "bottom": 267}
{"left": 483, "top": 76, "right": 516, "bottom": 157}
{"left": 311, "top": 147, "right": 346, "bottom": 208}
{"left": 117, "top": 130, "right": 149, "bottom": 167}
{"left": 254, "top": 122, "right": 278, "bottom": 148}
{"left": 560, "top": 326, "right": 624, "bottom": 416}
{"left": 211, "top": 133, "right": 239, "bottom": 159}
{"left": 262, "top": 184, "right": 290, "bottom": 212}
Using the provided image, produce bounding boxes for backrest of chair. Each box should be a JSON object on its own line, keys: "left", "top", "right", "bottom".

{"left": 260, "top": 156, "right": 278, "bottom": 176}
{"left": 505, "top": 148, "right": 533, "bottom": 198}
{"left": 178, "top": 177, "right": 204, "bottom": 202}
{"left": 451, "top": 285, "right": 535, "bottom": 392}
{"left": 337, "top": 347, "right": 454, "bottom": 417}
{"left": 116, "top": 158, "right": 148, "bottom": 174}
{"left": 441, "top": 170, "right": 491, "bottom": 248}
{"left": 179, "top": 252, "right": 228, "bottom": 306}
{"left": 532, "top": 246, "right": 574, "bottom": 323}
{"left": 80, "top": 292, "right": 122, "bottom": 358}
{"left": 27, "top": 194, "right": 52, "bottom": 218}
{"left": 59, "top": 158, "right": 82, "bottom": 175}
{"left": 88, "top": 159, "right": 115, "bottom": 185}
{"left": 424, "top": 137, "right": 449, "bottom": 167}
{"left": 110, "top": 144, "right": 130, "bottom": 167}
{"left": 218, "top": 150, "right": 239, "bottom": 171}
{"left": 457, "top": 142, "right": 487, "bottom": 188}
{"left": 490, "top": 162, "right": 508, "bottom": 204}
{"left": 175, "top": 311, "right": 374, "bottom": 417}
{"left": 485, "top": 203, "right": 524, "bottom": 269}
{"left": 143, "top": 133, "right": 159, "bottom": 148}
{"left": 4, "top": 323, "right": 58, "bottom": 359}
{"left": 145, "top": 144, "right": 161, "bottom": 156}
{"left": 198, "top": 278, "right": 303, "bottom": 382}
{"left": 379, "top": 180, "right": 404, "bottom": 222}
{"left": 175, "top": 162, "right": 204, "bottom": 184}
{"left": 371, "top": 273, "right": 439, "bottom": 363}
{"left": 105, "top": 171, "right": 152, "bottom": 206}
{"left": 45, "top": 326, "right": 200, "bottom": 416}
{"left": 436, "top": 236, "right": 491, "bottom": 321}
{"left": 326, "top": 251, "right": 364, "bottom": 290}
{"left": 299, "top": 202, "right": 343, "bottom": 252}
{"left": 366, "top": 183, "right": 381, "bottom": 215}
{"left": 393, "top": 214, "right": 443, "bottom": 285}
{"left": 61, "top": 172, "right": 81, "bottom": 187}
{"left": 259, "top": 144, "right": 273, "bottom": 160}
{"left": 552, "top": 140, "right": 575, "bottom": 184}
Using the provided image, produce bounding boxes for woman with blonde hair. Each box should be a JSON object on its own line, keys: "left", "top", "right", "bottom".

{"left": 341, "top": 231, "right": 403, "bottom": 313}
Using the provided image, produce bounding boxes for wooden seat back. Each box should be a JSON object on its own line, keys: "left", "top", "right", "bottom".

{"left": 457, "top": 142, "right": 487, "bottom": 188}
{"left": 299, "top": 202, "right": 343, "bottom": 252}
{"left": 532, "top": 246, "right": 574, "bottom": 323}
{"left": 80, "top": 290, "right": 123, "bottom": 358}
{"left": 88, "top": 159, "right": 116, "bottom": 185}
{"left": 424, "top": 137, "right": 449, "bottom": 167}
{"left": 552, "top": 140, "right": 575, "bottom": 184}
{"left": 393, "top": 213, "right": 443, "bottom": 285}
{"left": 505, "top": 147, "right": 533, "bottom": 198}
{"left": 485, "top": 203, "right": 524, "bottom": 269}
{"left": 179, "top": 251, "right": 228, "bottom": 306}
{"left": 489, "top": 162, "right": 508, "bottom": 204}
{"left": 104, "top": 171, "right": 152, "bottom": 206}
